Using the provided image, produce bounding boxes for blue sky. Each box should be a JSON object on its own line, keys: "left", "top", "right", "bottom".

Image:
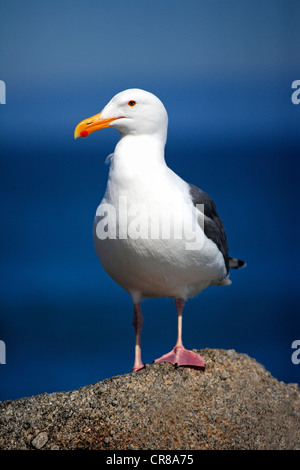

{"left": 0, "top": 0, "right": 299, "bottom": 400}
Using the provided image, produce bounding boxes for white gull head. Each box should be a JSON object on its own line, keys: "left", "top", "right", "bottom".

{"left": 74, "top": 88, "right": 168, "bottom": 144}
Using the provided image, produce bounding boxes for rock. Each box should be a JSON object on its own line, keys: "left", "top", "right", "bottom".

{"left": 31, "top": 432, "right": 48, "bottom": 450}
{"left": 0, "top": 348, "right": 299, "bottom": 450}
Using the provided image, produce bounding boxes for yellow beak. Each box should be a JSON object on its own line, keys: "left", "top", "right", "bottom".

{"left": 74, "top": 112, "right": 124, "bottom": 139}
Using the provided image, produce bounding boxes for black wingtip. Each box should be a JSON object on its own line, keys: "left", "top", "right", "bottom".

{"left": 229, "top": 257, "right": 246, "bottom": 269}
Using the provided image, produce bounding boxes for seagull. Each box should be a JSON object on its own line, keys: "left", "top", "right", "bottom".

{"left": 74, "top": 89, "right": 245, "bottom": 372}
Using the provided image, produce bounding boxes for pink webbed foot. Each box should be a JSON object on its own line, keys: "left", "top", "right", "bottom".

{"left": 154, "top": 345, "right": 206, "bottom": 369}
{"left": 132, "top": 363, "right": 147, "bottom": 372}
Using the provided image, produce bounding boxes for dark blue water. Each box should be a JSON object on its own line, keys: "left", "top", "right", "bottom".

{"left": 0, "top": 82, "right": 299, "bottom": 400}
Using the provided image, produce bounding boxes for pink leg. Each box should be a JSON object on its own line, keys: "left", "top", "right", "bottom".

{"left": 132, "top": 303, "right": 146, "bottom": 371}
{"left": 154, "top": 298, "right": 206, "bottom": 368}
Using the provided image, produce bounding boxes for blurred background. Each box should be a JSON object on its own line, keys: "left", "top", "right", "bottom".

{"left": 0, "top": 0, "right": 299, "bottom": 401}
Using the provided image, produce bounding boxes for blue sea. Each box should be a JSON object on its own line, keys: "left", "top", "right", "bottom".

{"left": 0, "top": 1, "right": 299, "bottom": 400}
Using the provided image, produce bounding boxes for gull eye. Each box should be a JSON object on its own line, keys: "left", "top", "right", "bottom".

{"left": 128, "top": 100, "right": 137, "bottom": 107}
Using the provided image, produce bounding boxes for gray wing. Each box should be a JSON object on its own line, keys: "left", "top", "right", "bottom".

{"left": 188, "top": 183, "right": 230, "bottom": 274}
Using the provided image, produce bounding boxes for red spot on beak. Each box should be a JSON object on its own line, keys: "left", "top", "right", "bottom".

{"left": 80, "top": 130, "right": 89, "bottom": 137}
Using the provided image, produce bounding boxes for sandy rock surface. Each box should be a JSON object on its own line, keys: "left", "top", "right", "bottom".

{"left": 0, "top": 348, "right": 299, "bottom": 450}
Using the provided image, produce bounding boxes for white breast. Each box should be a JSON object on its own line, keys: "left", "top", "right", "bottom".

{"left": 93, "top": 136, "right": 226, "bottom": 303}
